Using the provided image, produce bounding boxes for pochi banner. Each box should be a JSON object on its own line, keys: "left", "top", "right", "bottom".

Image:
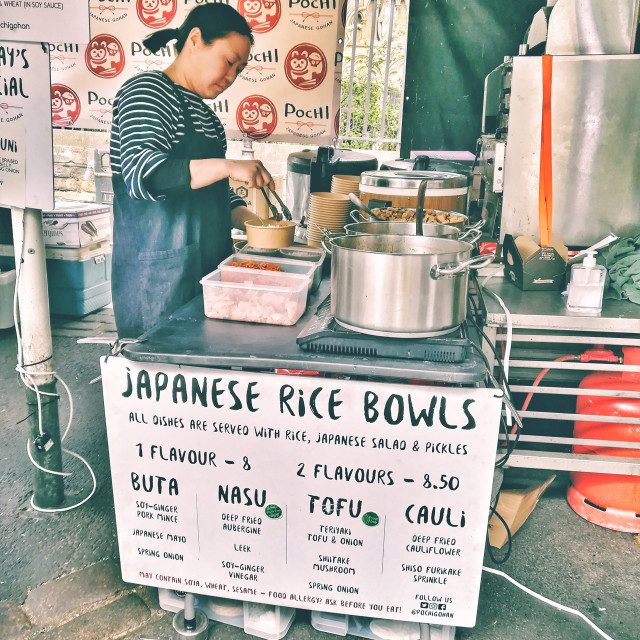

{"left": 49, "top": 0, "right": 346, "bottom": 144}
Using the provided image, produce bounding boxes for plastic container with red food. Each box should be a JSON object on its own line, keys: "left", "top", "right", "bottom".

{"left": 218, "top": 254, "right": 316, "bottom": 291}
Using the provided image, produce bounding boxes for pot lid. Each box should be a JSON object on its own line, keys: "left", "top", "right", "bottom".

{"left": 287, "top": 147, "right": 378, "bottom": 175}
{"left": 380, "top": 158, "right": 474, "bottom": 177}
{"left": 360, "top": 170, "right": 468, "bottom": 190}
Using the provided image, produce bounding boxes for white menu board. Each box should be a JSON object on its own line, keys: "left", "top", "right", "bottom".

{"left": 101, "top": 357, "right": 502, "bottom": 628}
{"left": 0, "top": 41, "right": 53, "bottom": 209}
{"left": 0, "top": 122, "right": 25, "bottom": 205}
{"left": 0, "top": 0, "right": 90, "bottom": 44}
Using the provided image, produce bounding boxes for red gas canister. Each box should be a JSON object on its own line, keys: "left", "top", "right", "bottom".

{"left": 568, "top": 347, "right": 640, "bottom": 532}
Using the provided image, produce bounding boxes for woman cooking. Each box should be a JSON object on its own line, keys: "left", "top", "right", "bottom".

{"left": 109, "top": 3, "right": 274, "bottom": 338}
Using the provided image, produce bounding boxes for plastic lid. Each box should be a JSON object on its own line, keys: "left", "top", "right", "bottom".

{"left": 583, "top": 251, "right": 597, "bottom": 267}
{"left": 359, "top": 169, "right": 469, "bottom": 190}
{"left": 287, "top": 148, "right": 378, "bottom": 175}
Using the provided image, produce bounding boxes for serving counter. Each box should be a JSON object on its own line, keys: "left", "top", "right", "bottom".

{"left": 100, "top": 278, "right": 503, "bottom": 633}
{"left": 99, "top": 267, "right": 640, "bottom": 637}
{"left": 121, "top": 279, "right": 487, "bottom": 385}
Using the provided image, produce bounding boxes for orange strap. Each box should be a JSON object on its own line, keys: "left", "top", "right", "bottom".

{"left": 538, "top": 54, "right": 553, "bottom": 247}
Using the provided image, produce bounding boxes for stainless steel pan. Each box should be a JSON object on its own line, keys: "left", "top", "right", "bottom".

{"left": 349, "top": 208, "right": 483, "bottom": 233}
{"left": 343, "top": 220, "right": 482, "bottom": 244}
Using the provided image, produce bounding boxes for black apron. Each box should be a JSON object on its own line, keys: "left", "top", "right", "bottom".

{"left": 111, "top": 82, "right": 232, "bottom": 339}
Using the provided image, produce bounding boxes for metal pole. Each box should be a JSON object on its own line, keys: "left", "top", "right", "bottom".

{"left": 345, "top": 0, "right": 361, "bottom": 137}
{"left": 241, "top": 135, "right": 255, "bottom": 159}
{"left": 11, "top": 206, "right": 64, "bottom": 508}
{"left": 362, "top": 0, "right": 379, "bottom": 143}
{"left": 378, "top": 0, "right": 396, "bottom": 142}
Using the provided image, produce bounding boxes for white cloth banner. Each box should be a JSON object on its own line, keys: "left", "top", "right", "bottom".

{"left": 48, "top": 0, "right": 346, "bottom": 144}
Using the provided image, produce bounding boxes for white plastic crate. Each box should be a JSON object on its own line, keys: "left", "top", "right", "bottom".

{"left": 0, "top": 269, "right": 16, "bottom": 329}
{"left": 158, "top": 589, "right": 296, "bottom": 639}
{"left": 243, "top": 601, "right": 296, "bottom": 640}
{"left": 311, "top": 611, "right": 456, "bottom": 640}
{"left": 201, "top": 269, "right": 309, "bottom": 326}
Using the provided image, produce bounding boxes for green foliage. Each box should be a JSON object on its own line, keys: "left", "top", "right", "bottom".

{"left": 339, "top": 16, "right": 407, "bottom": 151}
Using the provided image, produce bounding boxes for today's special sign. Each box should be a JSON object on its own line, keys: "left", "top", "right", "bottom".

{"left": 0, "top": 41, "right": 54, "bottom": 209}
{"left": 0, "top": 0, "right": 90, "bottom": 44}
{"left": 101, "top": 357, "right": 502, "bottom": 627}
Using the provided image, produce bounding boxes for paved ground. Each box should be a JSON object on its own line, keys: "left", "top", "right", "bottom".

{"left": 1, "top": 305, "right": 639, "bottom": 640}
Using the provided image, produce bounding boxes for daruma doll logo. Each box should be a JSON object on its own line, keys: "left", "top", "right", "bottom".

{"left": 85, "top": 35, "right": 126, "bottom": 79}
{"left": 137, "top": 0, "right": 178, "bottom": 29}
{"left": 285, "top": 44, "right": 327, "bottom": 90}
{"left": 237, "top": 95, "right": 278, "bottom": 140}
{"left": 237, "top": 0, "right": 281, "bottom": 33}
{"left": 51, "top": 84, "right": 81, "bottom": 127}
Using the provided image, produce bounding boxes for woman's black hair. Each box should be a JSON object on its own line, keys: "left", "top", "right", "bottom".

{"left": 143, "top": 4, "right": 253, "bottom": 54}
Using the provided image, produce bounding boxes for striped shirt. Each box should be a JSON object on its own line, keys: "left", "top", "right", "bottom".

{"left": 110, "top": 70, "right": 245, "bottom": 209}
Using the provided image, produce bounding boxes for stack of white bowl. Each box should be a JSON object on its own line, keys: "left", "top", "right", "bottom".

{"left": 306, "top": 192, "right": 351, "bottom": 248}
{"left": 331, "top": 174, "right": 361, "bottom": 197}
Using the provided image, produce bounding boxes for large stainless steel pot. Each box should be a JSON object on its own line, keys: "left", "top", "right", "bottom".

{"left": 321, "top": 234, "right": 493, "bottom": 336}
{"left": 343, "top": 220, "right": 482, "bottom": 244}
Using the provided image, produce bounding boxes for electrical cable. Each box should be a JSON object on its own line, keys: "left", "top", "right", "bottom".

{"left": 486, "top": 505, "right": 513, "bottom": 564}
{"left": 467, "top": 315, "right": 514, "bottom": 403}
{"left": 467, "top": 288, "right": 480, "bottom": 325}
{"left": 471, "top": 138, "right": 482, "bottom": 173}
{"left": 480, "top": 282, "right": 514, "bottom": 428}
{"left": 480, "top": 277, "right": 513, "bottom": 381}
{"left": 482, "top": 566, "right": 615, "bottom": 640}
{"left": 469, "top": 342, "right": 523, "bottom": 466}
{"left": 466, "top": 292, "right": 522, "bottom": 466}
{"left": 12, "top": 212, "right": 97, "bottom": 513}
{"left": 495, "top": 392, "right": 523, "bottom": 467}
{"left": 20, "top": 354, "right": 54, "bottom": 368}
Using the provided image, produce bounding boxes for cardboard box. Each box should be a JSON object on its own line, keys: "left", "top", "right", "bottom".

{"left": 42, "top": 201, "right": 111, "bottom": 248}
{"left": 488, "top": 474, "right": 556, "bottom": 549}
{"left": 502, "top": 233, "right": 567, "bottom": 290}
{"left": 230, "top": 176, "right": 284, "bottom": 221}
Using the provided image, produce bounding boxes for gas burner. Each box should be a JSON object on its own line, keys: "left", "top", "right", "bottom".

{"left": 296, "top": 297, "right": 472, "bottom": 363}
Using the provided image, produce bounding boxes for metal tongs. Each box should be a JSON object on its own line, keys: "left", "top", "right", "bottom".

{"left": 260, "top": 186, "right": 292, "bottom": 222}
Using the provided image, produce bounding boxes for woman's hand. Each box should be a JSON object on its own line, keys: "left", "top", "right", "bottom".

{"left": 189, "top": 158, "right": 274, "bottom": 190}
{"left": 231, "top": 205, "right": 262, "bottom": 230}
{"left": 227, "top": 160, "right": 274, "bottom": 190}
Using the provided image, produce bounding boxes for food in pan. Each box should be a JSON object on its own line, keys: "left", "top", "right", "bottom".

{"left": 370, "top": 207, "right": 465, "bottom": 224}
{"left": 203, "top": 288, "right": 304, "bottom": 325}
{"left": 228, "top": 260, "right": 283, "bottom": 271}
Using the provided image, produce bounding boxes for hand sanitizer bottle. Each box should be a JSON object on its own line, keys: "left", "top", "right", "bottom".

{"left": 566, "top": 251, "right": 606, "bottom": 314}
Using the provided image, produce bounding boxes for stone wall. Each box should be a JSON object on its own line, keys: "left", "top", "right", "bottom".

{"left": 53, "top": 130, "right": 110, "bottom": 203}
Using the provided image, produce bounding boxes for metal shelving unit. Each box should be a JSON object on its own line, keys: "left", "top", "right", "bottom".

{"left": 482, "top": 276, "right": 640, "bottom": 475}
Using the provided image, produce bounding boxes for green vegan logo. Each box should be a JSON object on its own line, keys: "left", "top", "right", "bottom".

{"left": 265, "top": 504, "right": 283, "bottom": 519}
{"left": 362, "top": 511, "right": 379, "bottom": 527}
